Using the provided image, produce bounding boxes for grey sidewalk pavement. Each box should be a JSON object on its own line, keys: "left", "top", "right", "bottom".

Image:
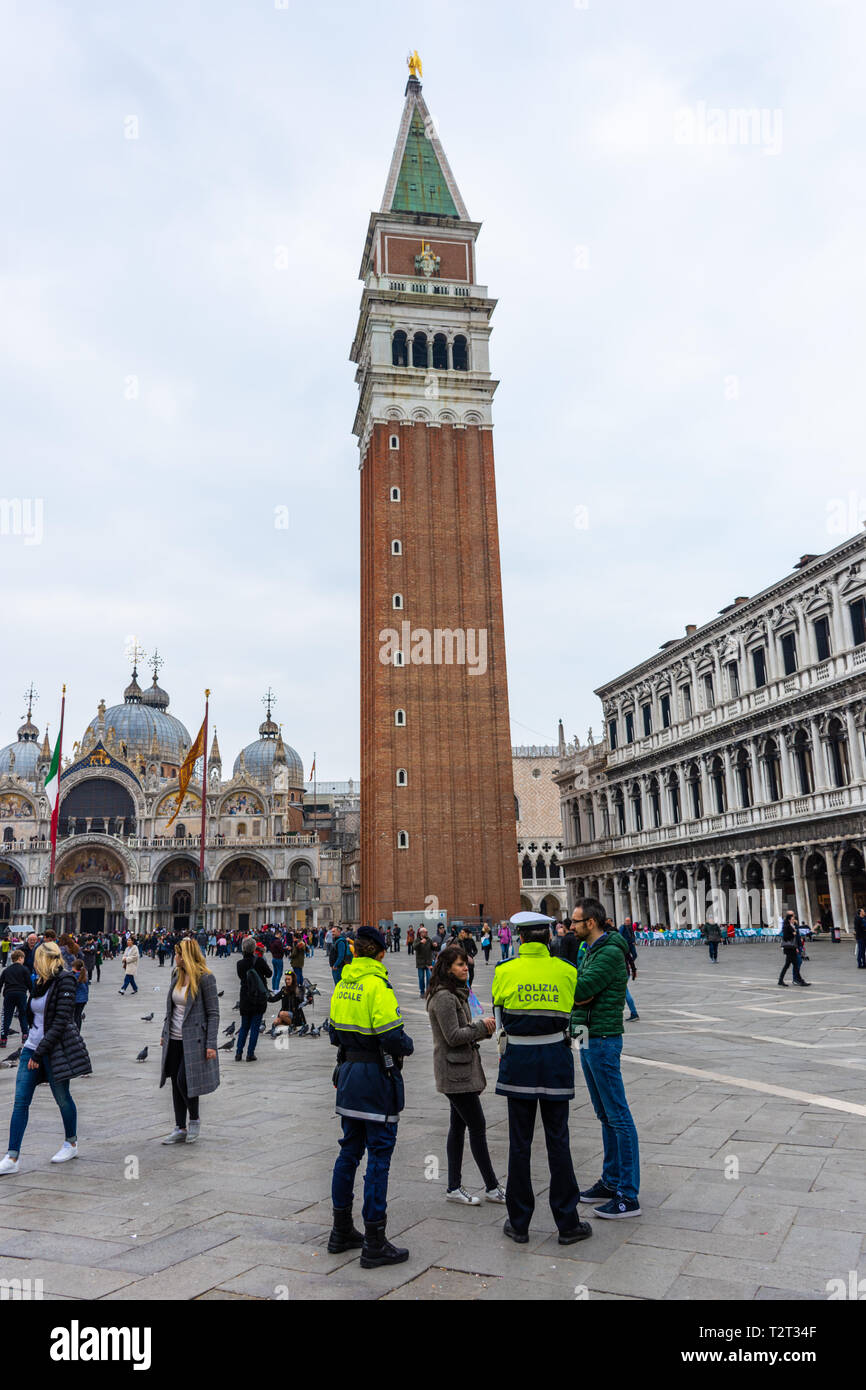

{"left": 0, "top": 937, "right": 863, "bottom": 1300}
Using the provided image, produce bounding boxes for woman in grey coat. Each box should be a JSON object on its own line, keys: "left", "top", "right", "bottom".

{"left": 426, "top": 945, "right": 505, "bottom": 1206}
{"left": 159, "top": 938, "right": 220, "bottom": 1144}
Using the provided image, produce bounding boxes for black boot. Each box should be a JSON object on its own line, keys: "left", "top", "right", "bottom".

{"left": 359, "top": 1220, "right": 409, "bottom": 1269}
{"left": 327, "top": 1205, "right": 364, "bottom": 1254}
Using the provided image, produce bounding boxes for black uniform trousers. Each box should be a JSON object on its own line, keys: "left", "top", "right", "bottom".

{"left": 506, "top": 1095, "right": 580, "bottom": 1235}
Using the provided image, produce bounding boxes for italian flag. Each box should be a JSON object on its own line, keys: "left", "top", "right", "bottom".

{"left": 46, "top": 687, "right": 66, "bottom": 871}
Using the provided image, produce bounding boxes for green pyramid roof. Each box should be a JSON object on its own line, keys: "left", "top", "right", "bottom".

{"left": 391, "top": 113, "right": 459, "bottom": 217}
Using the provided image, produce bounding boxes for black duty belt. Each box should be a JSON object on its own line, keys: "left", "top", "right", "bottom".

{"left": 343, "top": 1050, "right": 380, "bottom": 1064}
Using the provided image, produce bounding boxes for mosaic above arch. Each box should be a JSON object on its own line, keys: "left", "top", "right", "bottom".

{"left": 222, "top": 792, "right": 264, "bottom": 816}
{"left": 56, "top": 847, "right": 126, "bottom": 884}
{"left": 156, "top": 790, "right": 201, "bottom": 818}
{"left": 0, "top": 793, "right": 35, "bottom": 820}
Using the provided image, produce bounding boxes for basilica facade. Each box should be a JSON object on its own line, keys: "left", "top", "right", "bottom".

{"left": 0, "top": 666, "right": 321, "bottom": 937}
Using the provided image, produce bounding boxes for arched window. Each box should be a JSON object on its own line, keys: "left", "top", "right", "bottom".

{"left": 237, "top": 822, "right": 247, "bottom": 837}
{"left": 630, "top": 782, "right": 643, "bottom": 832}
{"left": 550, "top": 854, "right": 561, "bottom": 881}
{"left": 827, "top": 717, "right": 849, "bottom": 788}
{"left": 521, "top": 854, "right": 533, "bottom": 881}
{"left": 396, "top": 768, "right": 407, "bottom": 787}
{"left": 666, "top": 772, "right": 681, "bottom": 824}
{"left": 794, "top": 729, "right": 813, "bottom": 794}
{"left": 432, "top": 333, "right": 448, "bottom": 370}
{"left": 391, "top": 539, "right": 402, "bottom": 555}
{"left": 763, "top": 738, "right": 782, "bottom": 801}
{"left": 175, "top": 824, "right": 186, "bottom": 839}
{"left": 395, "top": 709, "right": 406, "bottom": 726}
{"left": 535, "top": 854, "right": 546, "bottom": 880}
{"left": 391, "top": 331, "right": 408, "bottom": 367}
{"left": 397, "top": 830, "right": 409, "bottom": 849}
{"left": 710, "top": 755, "right": 727, "bottom": 813}
{"left": 452, "top": 335, "right": 469, "bottom": 371}
{"left": 687, "top": 763, "right": 702, "bottom": 819}
{"left": 390, "top": 486, "right": 400, "bottom": 501}
{"left": 412, "top": 332, "right": 428, "bottom": 368}
{"left": 392, "top": 593, "right": 403, "bottom": 610}
{"left": 648, "top": 776, "right": 661, "bottom": 828}
{"left": 2, "top": 827, "right": 13, "bottom": 844}
{"left": 735, "top": 748, "right": 752, "bottom": 808}
{"left": 613, "top": 789, "right": 625, "bottom": 836}
{"left": 389, "top": 435, "right": 400, "bottom": 451}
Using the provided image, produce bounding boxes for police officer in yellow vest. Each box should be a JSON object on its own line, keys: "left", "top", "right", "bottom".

{"left": 492, "top": 911, "right": 592, "bottom": 1245}
{"left": 326, "top": 925, "right": 414, "bottom": 1268}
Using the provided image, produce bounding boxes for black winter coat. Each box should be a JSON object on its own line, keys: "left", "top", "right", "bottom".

{"left": 27, "top": 971, "right": 92, "bottom": 1084}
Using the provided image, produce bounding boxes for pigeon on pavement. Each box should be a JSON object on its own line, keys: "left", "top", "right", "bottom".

{"left": 136, "top": 1046, "right": 148, "bottom": 1063}
{"left": 218, "top": 1040, "right": 234, "bottom": 1051}
{"left": 141, "top": 1013, "right": 154, "bottom": 1021}
{"left": 223, "top": 1021, "right": 236, "bottom": 1037}
{"left": 217, "top": 990, "right": 224, "bottom": 998}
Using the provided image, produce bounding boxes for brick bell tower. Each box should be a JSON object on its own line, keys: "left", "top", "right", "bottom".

{"left": 351, "top": 57, "right": 518, "bottom": 929}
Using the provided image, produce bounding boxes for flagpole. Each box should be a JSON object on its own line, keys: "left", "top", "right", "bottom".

{"left": 46, "top": 685, "right": 66, "bottom": 937}
{"left": 197, "top": 690, "right": 210, "bottom": 936}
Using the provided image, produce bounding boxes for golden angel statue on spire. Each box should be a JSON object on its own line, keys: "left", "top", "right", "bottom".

{"left": 407, "top": 50, "right": 422, "bottom": 80}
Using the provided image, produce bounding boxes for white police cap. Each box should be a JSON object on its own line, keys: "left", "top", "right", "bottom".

{"left": 509, "top": 911, "right": 554, "bottom": 927}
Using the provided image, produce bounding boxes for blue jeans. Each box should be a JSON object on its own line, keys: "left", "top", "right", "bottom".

{"left": 2, "top": 992, "right": 28, "bottom": 1040}
{"left": 417, "top": 967, "right": 431, "bottom": 996}
{"left": 707, "top": 941, "right": 719, "bottom": 961}
{"left": 625, "top": 987, "right": 638, "bottom": 1018}
{"left": 236, "top": 1013, "right": 263, "bottom": 1058}
{"left": 120, "top": 974, "right": 138, "bottom": 993}
{"left": 332, "top": 1117, "right": 398, "bottom": 1223}
{"left": 8, "top": 1050, "right": 77, "bottom": 1157}
{"left": 271, "top": 959, "right": 284, "bottom": 992}
{"left": 294, "top": 968, "right": 304, "bottom": 991}
{"left": 579, "top": 1036, "right": 640, "bottom": 1201}
{"left": 500, "top": 943, "right": 511, "bottom": 960}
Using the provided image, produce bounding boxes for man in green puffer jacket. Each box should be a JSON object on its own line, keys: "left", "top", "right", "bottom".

{"left": 570, "top": 898, "right": 641, "bottom": 1220}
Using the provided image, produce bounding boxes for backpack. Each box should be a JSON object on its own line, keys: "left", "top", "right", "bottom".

{"left": 328, "top": 940, "right": 340, "bottom": 968}
{"left": 240, "top": 962, "right": 267, "bottom": 1012}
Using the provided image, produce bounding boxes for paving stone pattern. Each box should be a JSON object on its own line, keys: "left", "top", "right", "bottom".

{"left": 0, "top": 938, "right": 863, "bottom": 1300}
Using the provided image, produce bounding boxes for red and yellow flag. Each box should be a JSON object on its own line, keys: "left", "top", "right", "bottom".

{"left": 165, "top": 719, "right": 206, "bottom": 829}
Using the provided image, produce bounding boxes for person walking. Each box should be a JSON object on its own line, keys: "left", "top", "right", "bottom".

{"left": 457, "top": 929, "right": 478, "bottom": 989}
{"left": 0, "top": 941, "right": 91, "bottom": 1174}
{"left": 0, "top": 950, "right": 30, "bottom": 1047}
{"left": 414, "top": 927, "right": 434, "bottom": 998}
{"left": 778, "top": 912, "right": 810, "bottom": 987}
{"left": 392, "top": 924, "right": 401, "bottom": 954}
{"left": 290, "top": 935, "right": 306, "bottom": 992}
{"left": 326, "top": 925, "right": 414, "bottom": 1268}
{"left": 119, "top": 936, "right": 140, "bottom": 994}
{"left": 497, "top": 920, "right": 512, "bottom": 961}
{"left": 571, "top": 898, "right": 641, "bottom": 1218}
{"left": 702, "top": 919, "right": 722, "bottom": 963}
{"left": 159, "top": 937, "right": 220, "bottom": 1144}
{"left": 157, "top": 936, "right": 170, "bottom": 969}
{"left": 480, "top": 927, "right": 491, "bottom": 964}
{"left": 71, "top": 958, "right": 89, "bottom": 1033}
{"left": 235, "top": 937, "right": 271, "bottom": 1061}
{"left": 329, "top": 925, "right": 353, "bottom": 985}
{"left": 615, "top": 918, "right": 640, "bottom": 1020}
{"left": 92, "top": 936, "right": 103, "bottom": 983}
{"left": 492, "top": 911, "right": 591, "bottom": 1245}
{"left": 855, "top": 908, "right": 866, "bottom": 969}
{"left": 426, "top": 945, "right": 505, "bottom": 1206}
{"left": 270, "top": 933, "right": 286, "bottom": 992}
{"left": 406, "top": 925, "right": 415, "bottom": 956}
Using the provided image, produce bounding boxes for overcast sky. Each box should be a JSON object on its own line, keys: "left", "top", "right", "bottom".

{"left": 2, "top": 0, "right": 864, "bottom": 777}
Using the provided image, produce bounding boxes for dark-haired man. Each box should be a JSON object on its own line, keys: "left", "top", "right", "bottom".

{"left": 571, "top": 898, "right": 641, "bottom": 1218}
{"left": 492, "top": 911, "right": 591, "bottom": 1246}
{"left": 327, "top": 925, "right": 414, "bottom": 1268}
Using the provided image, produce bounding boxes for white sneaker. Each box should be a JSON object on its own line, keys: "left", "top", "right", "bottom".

{"left": 186, "top": 1120, "right": 200, "bottom": 1144}
{"left": 0, "top": 1154, "right": 20, "bottom": 1175}
{"left": 50, "top": 1141, "right": 78, "bottom": 1164}
{"left": 446, "top": 1186, "right": 480, "bottom": 1205}
{"left": 485, "top": 1183, "right": 507, "bottom": 1204}
{"left": 161, "top": 1128, "right": 187, "bottom": 1145}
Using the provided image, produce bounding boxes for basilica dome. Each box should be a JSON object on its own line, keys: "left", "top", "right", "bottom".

{"left": 83, "top": 668, "right": 192, "bottom": 768}
{"left": 233, "top": 707, "right": 304, "bottom": 786}
{"left": 0, "top": 718, "right": 42, "bottom": 781}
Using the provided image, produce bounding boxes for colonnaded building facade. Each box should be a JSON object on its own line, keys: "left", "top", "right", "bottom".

{"left": 554, "top": 532, "right": 866, "bottom": 932}
{"left": 0, "top": 663, "right": 323, "bottom": 937}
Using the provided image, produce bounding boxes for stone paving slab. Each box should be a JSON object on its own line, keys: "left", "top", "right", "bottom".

{"left": 0, "top": 942, "right": 863, "bottom": 1299}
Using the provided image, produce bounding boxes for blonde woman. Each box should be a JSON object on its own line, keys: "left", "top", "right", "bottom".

{"left": 0, "top": 941, "right": 92, "bottom": 1175}
{"left": 158, "top": 938, "right": 220, "bottom": 1144}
